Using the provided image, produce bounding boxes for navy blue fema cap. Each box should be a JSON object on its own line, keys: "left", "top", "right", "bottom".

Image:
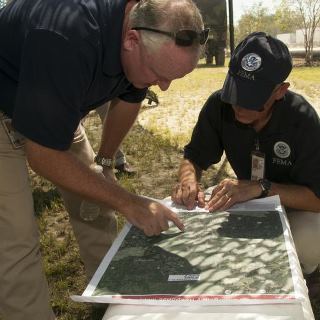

{"left": 221, "top": 32, "right": 293, "bottom": 110}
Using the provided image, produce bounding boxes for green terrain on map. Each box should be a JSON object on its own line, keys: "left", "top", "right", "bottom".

{"left": 93, "top": 210, "right": 294, "bottom": 297}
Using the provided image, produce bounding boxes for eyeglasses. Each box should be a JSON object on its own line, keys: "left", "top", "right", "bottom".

{"left": 132, "top": 27, "right": 210, "bottom": 46}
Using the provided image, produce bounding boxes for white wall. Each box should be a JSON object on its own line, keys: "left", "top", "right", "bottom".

{"left": 277, "top": 33, "right": 296, "bottom": 44}
{"left": 277, "top": 28, "right": 320, "bottom": 46}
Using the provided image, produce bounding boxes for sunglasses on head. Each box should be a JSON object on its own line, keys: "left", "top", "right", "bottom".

{"left": 132, "top": 27, "right": 210, "bottom": 46}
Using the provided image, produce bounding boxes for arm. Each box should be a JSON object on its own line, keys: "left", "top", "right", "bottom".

{"left": 206, "top": 179, "right": 320, "bottom": 212}
{"left": 269, "top": 183, "right": 320, "bottom": 212}
{"left": 172, "top": 94, "right": 223, "bottom": 209}
{"left": 171, "top": 159, "right": 205, "bottom": 209}
{"left": 26, "top": 139, "right": 184, "bottom": 236}
{"left": 97, "top": 98, "right": 141, "bottom": 159}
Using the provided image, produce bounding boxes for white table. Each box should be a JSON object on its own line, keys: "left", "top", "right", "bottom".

{"left": 103, "top": 303, "right": 310, "bottom": 320}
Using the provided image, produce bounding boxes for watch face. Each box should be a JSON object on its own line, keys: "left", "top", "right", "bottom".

{"left": 95, "top": 155, "right": 114, "bottom": 168}
{"left": 101, "top": 158, "right": 112, "bottom": 166}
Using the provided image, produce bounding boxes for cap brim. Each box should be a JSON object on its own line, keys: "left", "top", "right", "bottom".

{"left": 221, "top": 72, "right": 275, "bottom": 111}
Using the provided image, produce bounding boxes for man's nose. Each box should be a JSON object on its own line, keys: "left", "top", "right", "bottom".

{"left": 158, "top": 80, "right": 171, "bottom": 91}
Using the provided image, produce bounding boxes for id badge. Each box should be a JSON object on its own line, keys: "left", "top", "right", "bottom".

{"left": 1, "top": 118, "right": 25, "bottom": 149}
{"left": 251, "top": 150, "right": 265, "bottom": 181}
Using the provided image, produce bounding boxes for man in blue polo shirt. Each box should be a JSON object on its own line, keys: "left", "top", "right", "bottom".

{"left": 0, "top": 0, "right": 208, "bottom": 318}
{"left": 172, "top": 32, "right": 320, "bottom": 296}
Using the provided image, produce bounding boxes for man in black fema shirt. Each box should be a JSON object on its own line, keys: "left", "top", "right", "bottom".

{"left": 0, "top": 0, "right": 207, "bottom": 318}
{"left": 172, "top": 32, "right": 320, "bottom": 293}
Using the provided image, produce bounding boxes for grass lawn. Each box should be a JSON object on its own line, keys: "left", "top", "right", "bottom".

{"left": 139, "top": 60, "right": 320, "bottom": 150}
{"left": 27, "top": 61, "right": 320, "bottom": 319}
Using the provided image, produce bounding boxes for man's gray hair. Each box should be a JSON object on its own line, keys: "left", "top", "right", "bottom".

{"left": 128, "top": 0, "right": 204, "bottom": 52}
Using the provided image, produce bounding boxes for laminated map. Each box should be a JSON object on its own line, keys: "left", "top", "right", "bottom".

{"left": 72, "top": 196, "right": 303, "bottom": 306}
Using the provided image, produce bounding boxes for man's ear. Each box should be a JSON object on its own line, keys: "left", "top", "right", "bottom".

{"left": 275, "top": 82, "right": 290, "bottom": 100}
{"left": 123, "top": 30, "right": 140, "bottom": 51}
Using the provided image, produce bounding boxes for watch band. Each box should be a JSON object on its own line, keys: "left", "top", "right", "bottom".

{"left": 258, "top": 178, "right": 271, "bottom": 198}
{"left": 94, "top": 155, "right": 114, "bottom": 168}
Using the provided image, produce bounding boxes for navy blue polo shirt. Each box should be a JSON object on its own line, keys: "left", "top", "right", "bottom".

{"left": 184, "top": 90, "right": 320, "bottom": 197}
{"left": 0, "top": 0, "right": 147, "bottom": 150}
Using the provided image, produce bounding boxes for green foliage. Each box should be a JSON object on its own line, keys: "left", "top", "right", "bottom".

{"left": 289, "top": 66, "right": 320, "bottom": 100}
{"left": 236, "top": 3, "right": 278, "bottom": 44}
{"left": 274, "top": 0, "right": 302, "bottom": 33}
{"left": 235, "top": 0, "right": 301, "bottom": 45}
{"left": 235, "top": 0, "right": 320, "bottom": 64}
{"left": 33, "top": 187, "right": 63, "bottom": 217}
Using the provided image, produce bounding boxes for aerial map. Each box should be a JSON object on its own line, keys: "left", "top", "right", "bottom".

{"left": 93, "top": 210, "right": 295, "bottom": 299}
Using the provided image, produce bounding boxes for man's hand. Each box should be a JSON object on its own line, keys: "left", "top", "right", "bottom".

{"left": 206, "top": 178, "right": 261, "bottom": 211}
{"left": 171, "top": 181, "right": 205, "bottom": 210}
{"left": 125, "top": 197, "right": 185, "bottom": 237}
{"left": 171, "top": 159, "right": 204, "bottom": 209}
{"left": 25, "top": 139, "right": 183, "bottom": 237}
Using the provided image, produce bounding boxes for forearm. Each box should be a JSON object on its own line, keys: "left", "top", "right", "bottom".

{"left": 98, "top": 99, "right": 141, "bottom": 158}
{"left": 173, "top": 159, "right": 205, "bottom": 209}
{"left": 26, "top": 137, "right": 184, "bottom": 236}
{"left": 25, "top": 139, "right": 140, "bottom": 214}
{"left": 269, "top": 182, "right": 320, "bottom": 212}
{"left": 207, "top": 178, "right": 320, "bottom": 213}
{"left": 178, "top": 159, "right": 202, "bottom": 184}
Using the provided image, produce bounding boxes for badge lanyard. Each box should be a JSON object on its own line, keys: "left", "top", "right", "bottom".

{"left": 251, "top": 137, "right": 265, "bottom": 181}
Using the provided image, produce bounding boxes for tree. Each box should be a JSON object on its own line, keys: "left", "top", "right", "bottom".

{"left": 235, "top": 1, "right": 301, "bottom": 45}
{"left": 274, "top": 0, "right": 302, "bottom": 33}
{"left": 289, "top": 0, "right": 320, "bottom": 64}
{"left": 235, "top": 3, "right": 279, "bottom": 44}
{"left": 235, "top": 0, "right": 302, "bottom": 47}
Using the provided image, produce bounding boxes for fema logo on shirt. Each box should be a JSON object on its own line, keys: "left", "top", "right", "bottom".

{"left": 274, "top": 141, "right": 291, "bottom": 158}
{"left": 241, "top": 53, "right": 262, "bottom": 72}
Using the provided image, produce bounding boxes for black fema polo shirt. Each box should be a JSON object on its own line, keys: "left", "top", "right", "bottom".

{"left": 0, "top": 0, "right": 146, "bottom": 150}
{"left": 184, "top": 90, "right": 320, "bottom": 198}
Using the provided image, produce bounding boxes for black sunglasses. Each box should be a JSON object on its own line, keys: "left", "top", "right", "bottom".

{"left": 132, "top": 27, "right": 209, "bottom": 46}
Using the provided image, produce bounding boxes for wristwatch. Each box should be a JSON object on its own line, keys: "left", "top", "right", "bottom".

{"left": 94, "top": 155, "right": 114, "bottom": 168}
{"left": 258, "top": 178, "right": 271, "bottom": 198}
